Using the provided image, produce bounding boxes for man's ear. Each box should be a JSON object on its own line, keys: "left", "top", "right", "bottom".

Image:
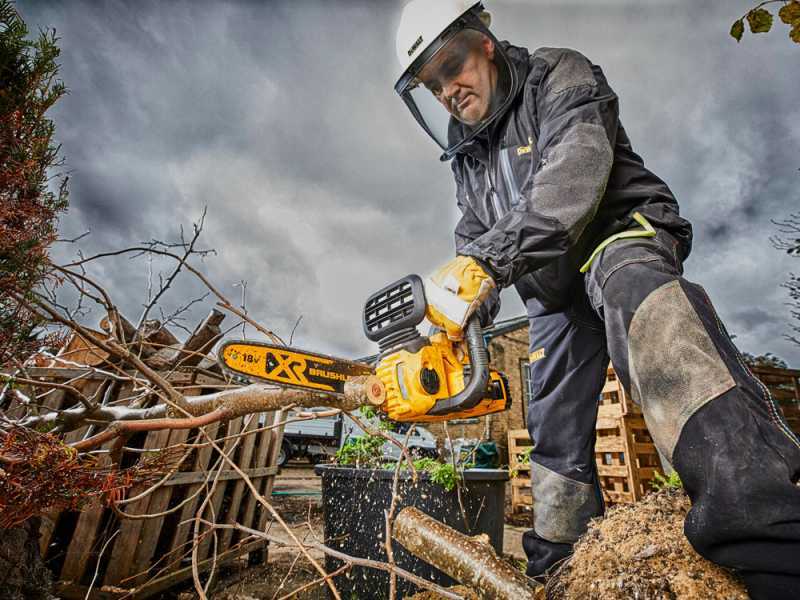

{"left": 482, "top": 36, "right": 495, "bottom": 60}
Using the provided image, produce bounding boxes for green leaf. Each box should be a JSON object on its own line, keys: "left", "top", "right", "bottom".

{"left": 779, "top": 1, "right": 800, "bottom": 25}
{"left": 730, "top": 18, "right": 745, "bottom": 42}
{"left": 747, "top": 8, "right": 773, "bottom": 34}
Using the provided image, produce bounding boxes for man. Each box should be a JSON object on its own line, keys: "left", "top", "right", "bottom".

{"left": 393, "top": 2, "right": 800, "bottom": 598}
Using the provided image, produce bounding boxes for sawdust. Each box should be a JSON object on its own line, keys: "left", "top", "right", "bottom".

{"left": 403, "top": 584, "right": 481, "bottom": 599}
{"left": 545, "top": 489, "right": 748, "bottom": 600}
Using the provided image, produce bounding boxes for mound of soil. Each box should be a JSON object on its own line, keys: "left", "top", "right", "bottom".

{"left": 546, "top": 489, "right": 748, "bottom": 600}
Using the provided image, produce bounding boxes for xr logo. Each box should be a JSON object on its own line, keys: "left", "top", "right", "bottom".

{"left": 265, "top": 351, "right": 309, "bottom": 386}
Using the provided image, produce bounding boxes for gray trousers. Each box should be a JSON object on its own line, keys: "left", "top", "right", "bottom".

{"left": 522, "top": 229, "right": 800, "bottom": 599}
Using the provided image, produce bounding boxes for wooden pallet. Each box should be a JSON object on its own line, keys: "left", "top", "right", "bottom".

{"left": 598, "top": 367, "right": 640, "bottom": 419}
{"left": 750, "top": 365, "right": 800, "bottom": 436}
{"left": 595, "top": 414, "right": 663, "bottom": 505}
{"left": 4, "top": 367, "right": 285, "bottom": 599}
{"left": 507, "top": 429, "right": 533, "bottom": 514}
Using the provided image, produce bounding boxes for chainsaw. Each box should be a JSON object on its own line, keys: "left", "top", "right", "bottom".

{"left": 218, "top": 274, "right": 511, "bottom": 422}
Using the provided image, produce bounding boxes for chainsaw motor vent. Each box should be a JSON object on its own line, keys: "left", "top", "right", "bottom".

{"left": 363, "top": 274, "right": 426, "bottom": 353}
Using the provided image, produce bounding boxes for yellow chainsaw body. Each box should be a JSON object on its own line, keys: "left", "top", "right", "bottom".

{"left": 376, "top": 332, "right": 509, "bottom": 422}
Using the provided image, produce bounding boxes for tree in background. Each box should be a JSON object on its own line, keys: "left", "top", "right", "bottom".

{"left": 0, "top": 0, "right": 68, "bottom": 367}
{"left": 730, "top": 1, "right": 800, "bottom": 44}
{"left": 0, "top": 2, "right": 68, "bottom": 597}
{"left": 772, "top": 213, "right": 800, "bottom": 347}
{"left": 742, "top": 351, "right": 789, "bottom": 369}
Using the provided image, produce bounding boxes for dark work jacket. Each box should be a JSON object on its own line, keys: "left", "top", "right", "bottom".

{"left": 452, "top": 44, "right": 693, "bottom": 311}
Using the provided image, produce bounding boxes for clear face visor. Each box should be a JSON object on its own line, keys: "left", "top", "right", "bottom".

{"left": 396, "top": 27, "right": 514, "bottom": 156}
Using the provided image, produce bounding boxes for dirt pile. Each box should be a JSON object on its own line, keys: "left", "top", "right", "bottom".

{"left": 546, "top": 489, "right": 748, "bottom": 599}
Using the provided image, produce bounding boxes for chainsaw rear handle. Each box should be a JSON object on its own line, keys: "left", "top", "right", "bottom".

{"left": 427, "top": 317, "right": 490, "bottom": 416}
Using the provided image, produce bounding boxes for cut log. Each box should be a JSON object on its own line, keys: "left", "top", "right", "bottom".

{"left": 175, "top": 309, "right": 225, "bottom": 367}
{"left": 99, "top": 312, "right": 138, "bottom": 345}
{"left": 139, "top": 319, "right": 180, "bottom": 348}
{"left": 393, "top": 507, "right": 538, "bottom": 600}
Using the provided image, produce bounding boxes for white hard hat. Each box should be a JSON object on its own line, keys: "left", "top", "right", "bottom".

{"left": 393, "top": 1, "right": 516, "bottom": 160}
{"left": 395, "top": 0, "right": 490, "bottom": 74}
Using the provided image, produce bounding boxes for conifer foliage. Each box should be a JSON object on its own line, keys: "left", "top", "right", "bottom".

{"left": 0, "top": 0, "right": 68, "bottom": 366}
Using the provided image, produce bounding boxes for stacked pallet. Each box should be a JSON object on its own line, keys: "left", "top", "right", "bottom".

{"left": 509, "top": 365, "right": 800, "bottom": 511}
{"left": 750, "top": 365, "right": 800, "bottom": 435}
{"left": 3, "top": 310, "right": 287, "bottom": 599}
{"left": 24, "top": 368, "right": 287, "bottom": 599}
{"left": 595, "top": 369, "right": 663, "bottom": 505}
{"left": 508, "top": 429, "right": 534, "bottom": 514}
{"left": 507, "top": 369, "right": 664, "bottom": 511}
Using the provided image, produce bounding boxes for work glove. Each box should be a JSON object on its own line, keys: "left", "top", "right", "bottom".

{"left": 423, "top": 256, "right": 496, "bottom": 340}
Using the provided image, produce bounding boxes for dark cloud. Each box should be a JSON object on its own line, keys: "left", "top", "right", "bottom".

{"left": 16, "top": 0, "right": 800, "bottom": 364}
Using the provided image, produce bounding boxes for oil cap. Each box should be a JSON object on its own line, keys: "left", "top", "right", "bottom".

{"left": 419, "top": 367, "right": 440, "bottom": 395}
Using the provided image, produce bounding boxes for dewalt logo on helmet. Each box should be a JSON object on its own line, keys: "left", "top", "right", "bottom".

{"left": 408, "top": 35, "right": 423, "bottom": 57}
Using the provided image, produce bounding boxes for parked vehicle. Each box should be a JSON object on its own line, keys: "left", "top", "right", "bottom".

{"left": 278, "top": 409, "right": 438, "bottom": 467}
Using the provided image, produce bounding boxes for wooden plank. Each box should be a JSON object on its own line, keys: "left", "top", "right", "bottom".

{"left": 596, "top": 465, "right": 629, "bottom": 478}
{"left": 750, "top": 365, "right": 800, "bottom": 378}
{"left": 621, "top": 409, "right": 640, "bottom": 500}
{"left": 597, "top": 403, "right": 622, "bottom": 420}
{"left": 39, "top": 512, "right": 59, "bottom": 557}
{"left": 60, "top": 443, "right": 115, "bottom": 583}
{"left": 238, "top": 416, "right": 274, "bottom": 537}
{"left": 594, "top": 437, "right": 625, "bottom": 453}
{"left": 163, "top": 465, "right": 278, "bottom": 487}
{"left": 164, "top": 421, "right": 221, "bottom": 568}
{"left": 218, "top": 414, "right": 260, "bottom": 550}
{"left": 257, "top": 409, "right": 286, "bottom": 534}
{"left": 128, "top": 425, "right": 193, "bottom": 587}
{"left": 197, "top": 417, "right": 244, "bottom": 560}
{"left": 596, "top": 416, "right": 622, "bottom": 431}
{"left": 103, "top": 427, "right": 173, "bottom": 586}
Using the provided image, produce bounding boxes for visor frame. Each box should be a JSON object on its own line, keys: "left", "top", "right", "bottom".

{"left": 394, "top": 10, "right": 518, "bottom": 161}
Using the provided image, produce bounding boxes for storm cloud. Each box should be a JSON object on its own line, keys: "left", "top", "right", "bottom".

{"left": 17, "top": 0, "right": 800, "bottom": 365}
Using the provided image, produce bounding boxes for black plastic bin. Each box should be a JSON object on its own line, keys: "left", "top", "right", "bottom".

{"left": 314, "top": 464, "right": 508, "bottom": 599}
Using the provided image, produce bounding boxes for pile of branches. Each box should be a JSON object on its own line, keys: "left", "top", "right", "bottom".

{"left": 0, "top": 425, "right": 177, "bottom": 528}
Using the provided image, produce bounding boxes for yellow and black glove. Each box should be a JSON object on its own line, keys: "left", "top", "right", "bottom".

{"left": 423, "top": 256, "right": 496, "bottom": 340}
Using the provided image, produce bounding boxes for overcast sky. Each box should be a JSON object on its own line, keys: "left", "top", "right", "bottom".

{"left": 17, "top": 0, "right": 800, "bottom": 366}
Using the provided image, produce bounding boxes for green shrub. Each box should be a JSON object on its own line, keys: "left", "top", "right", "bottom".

{"left": 334, "top": 434, "right": 385, "bottom": 468}
{"left": 651, "top": 470, "right": 683, "bottom": 491}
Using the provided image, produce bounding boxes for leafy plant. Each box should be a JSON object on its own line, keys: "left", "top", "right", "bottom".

{"left": 731, "top": 1, "right": 800, "bottom": 44}
{"left": 651, "top": 470, "right": 683, "bottom": 491}
{"left": 509, "top": 446, "right": 533, "bottom": 478}
{"left": 334, "top": 434, "right": 385, "bottom": 468}
{"left": 336, "top": 439, "right": 460, "bottom": 491}
{"left": 411, "top": 457, "right": 458, "bottom": 491}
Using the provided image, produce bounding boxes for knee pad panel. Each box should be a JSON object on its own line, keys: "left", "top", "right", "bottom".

{"left": 628, "top": 280, "right": 736, "bottom": 463}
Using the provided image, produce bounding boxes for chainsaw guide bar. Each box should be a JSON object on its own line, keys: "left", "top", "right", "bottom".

{"left": 218, "top": 340, "right": 373, "bottom": 395}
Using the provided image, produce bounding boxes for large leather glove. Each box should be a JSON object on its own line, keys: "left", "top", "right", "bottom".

{"left": 423, "top": 256, "right": 496, "bottom": 340}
